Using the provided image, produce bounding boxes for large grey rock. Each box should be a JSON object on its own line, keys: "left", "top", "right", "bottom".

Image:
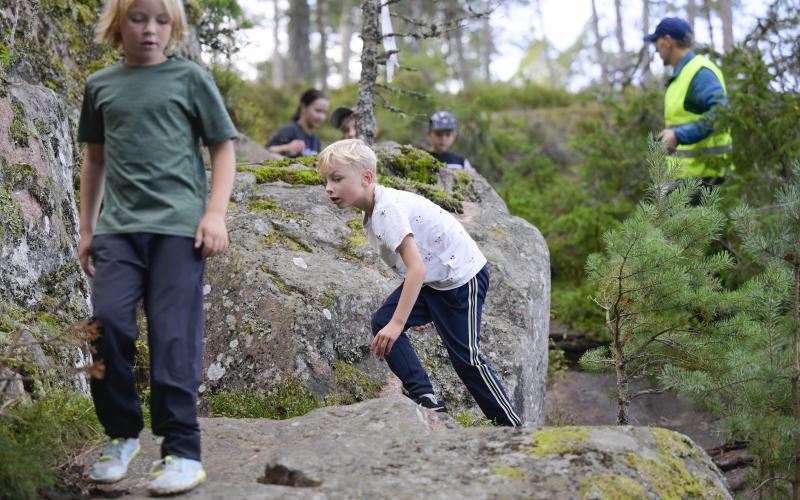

{"left": 86, "top": 396, "right": 731, "bottom": 499}
{"left": 202, "top": 148, "right": 550, "bottom": 424}
{"left": 0, "top": 82, "right": 90, "bottom": 315}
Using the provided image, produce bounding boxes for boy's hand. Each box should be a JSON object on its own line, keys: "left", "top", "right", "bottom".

{"left": 195, "top": 211, "right": 229, "bottom": 257}
{"left": 410, "top": 322, "right": 433, "bottom": 332}
{"left": 78, "top": 235, "right": 94, "bottom": 278}
{"left": 372, "top": 322, "right": 403, "bottom": 359}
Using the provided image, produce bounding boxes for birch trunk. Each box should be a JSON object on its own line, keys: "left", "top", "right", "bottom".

{"left": 316, "top": 0, "right": 329, "bottom": 89}
{"left": 641, "top": 0, "right": 650, "bottom": 79}
{"left": 590, "top": 0, "right": 607, "bottom": 82}
{"left": 613, "top": 0, "right": 625, "bottom": 53}
{"left": 702, "top": 0, "right": 716, "bottom": 53}
{"left": 339, "top": 0, "right": 353, "bottom": 84}
{"left": 272, "top": 0, "right": 284, "bottom": 87}
{"left": 719, "top": 0, "right": 733, "bottom": 53}
{"left": 481, "top": 15, "right": 492, "bottom": 82}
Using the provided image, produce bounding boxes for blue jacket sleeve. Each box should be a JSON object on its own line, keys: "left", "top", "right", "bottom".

{"left": 673, "top": 68, "right": 729, "bottom": 146}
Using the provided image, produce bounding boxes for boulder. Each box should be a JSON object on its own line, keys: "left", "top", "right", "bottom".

{"left": 86, "top": 396, "right": 732, "bottom": 499}
{"left": 202, "top": 145, "right": 550, "bottom": 424}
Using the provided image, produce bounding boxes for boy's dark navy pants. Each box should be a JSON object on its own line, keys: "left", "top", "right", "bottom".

{"left": 90, "top": 233, "right": 205, "bottom": 461}
{"left": 371, "top": 265, "right": 522, "bottom": 426}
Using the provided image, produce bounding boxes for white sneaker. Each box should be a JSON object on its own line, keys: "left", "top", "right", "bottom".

{"left": 89, "top": 438, "right": 141, "bottom": 483}
{"left": 147, "top": 455, "right": 206, "bottom": 496}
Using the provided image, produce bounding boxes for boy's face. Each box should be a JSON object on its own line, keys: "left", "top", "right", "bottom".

{"left": 341, "top": 119, "right": 356, "bottom": 140}
{"left": 323, "top": 162, "right": 372, "bottom": 210}
{"left": 121, "top": 0, "right": 172, "bottom": 66}
{"left": 428, "top": 129, "right": 457, "bottom": 153}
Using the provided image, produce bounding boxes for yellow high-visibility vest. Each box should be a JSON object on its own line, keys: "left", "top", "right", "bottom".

{"left": 665, "top": 54, "right": 733, "bottom": 178}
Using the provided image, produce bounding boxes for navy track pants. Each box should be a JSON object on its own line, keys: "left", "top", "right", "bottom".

{"left": 89, "top": 233, "right": 205, "bottom": 460}
{"left": 371, "top": 265, "right": 522, "bottom": 426}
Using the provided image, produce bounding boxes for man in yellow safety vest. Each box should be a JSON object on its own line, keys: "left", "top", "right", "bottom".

{"left": 644, "top": 17, "right": 733, "bottom": 193}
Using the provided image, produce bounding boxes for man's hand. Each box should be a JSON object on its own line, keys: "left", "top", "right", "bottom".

{"left": 659, "top": 128, "right": 678, "bottom": 152}
{"left": 78, "top": 234, "right": 94, "bottom": 277}
{"left": 371, "top": 321, "right": 403, "bottom": 359}
{"left": 194, "top": 211, "right": 229, "bottom": 257}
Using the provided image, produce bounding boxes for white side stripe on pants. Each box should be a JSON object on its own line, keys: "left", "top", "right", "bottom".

{"left": 467, "top": 276, "right": 522, "bottom": 426}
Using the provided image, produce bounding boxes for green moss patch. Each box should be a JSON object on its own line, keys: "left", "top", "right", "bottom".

{"left": 524, "top": 426, "right": 590, "bottom": 456}
{"left": 325, "top": 361, "right": 384, "bottom": 406}
{"left": 380, "top": 176, "right": 463, "bottom": 213}
{"left": 9, "top": 99, "right": 30, "bottom": 147}
{"left": 579, "top": 473, "right": 647, "bottom": 499}
{"left": 377, "top": 145, "right": 441, "bottom": 184}
{"left": 319, "top": 285, "right": 337, "bottom": 309}
{"left": 261, "top": 229, "right": 312, "bottom": 253}
{"left": 253, "top": 156, "right": 319, "bottom": 169}
{"left": 0, "top": 186, "right": 25, "bottom": 241}
{"left": 238, "top": 166, "right": 323, "bottom": 185}
{"left": 454, "top": 410, "right": 494, "bottom": 428}
{"left": 490, "top": 465, "right": 528, "bottom": 480}
{"left": 209, "top": 378, "right": 321, "bottom": 419}
{"left": 623, "top": 428, "right": 721, "bottom": 499}
{"left": 249, "top": 197, "right": 300, "bottom": 219}
{"left": 336, "top": 218, "right": 369, "bottom": 261}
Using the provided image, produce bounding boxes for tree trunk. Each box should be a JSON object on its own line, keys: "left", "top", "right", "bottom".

{"left": 793, "top": 263, "right": 800, "bottom": 500}
{"left": 452, "top": 22, "right": 471, "bottom": 86}
{"left": 702, "top": 0, "right": 716, "bottom": 53}
{"left": 590, "top": 0, "right": 607, "bottom": 83}
{"left": 339, "top": 0, "right": 353, "bottom": 84}
{"left": 316, "top": 0, "right": 329, "bottom": 89}
{"left": 614, "top": 0, "right": 625, "bottom": 53}
{"left": 407, "top": 0, "right": 423, "bottom": 54}
{"left": 719, "top": 0, "right": 733, "bottom": 53}
{"left": 356, "top": 0, "right": 380, "bottom": 145}
{"left": 615, "top": 331, "right": 628, "bottom": 425}
{"left": 272, "top": 0, "right": 284, "bottom": 87}
{"left": 641, "top": 0, "right": 650, "bottom": 79}
{"left": 288, "top": 0, "right": 312, "bottom": 82}
{"left": 687, "top": 0, "right": 696, "bottom": 34}
{"left": 481, "top": 15, "right": 492, "bottom": 82}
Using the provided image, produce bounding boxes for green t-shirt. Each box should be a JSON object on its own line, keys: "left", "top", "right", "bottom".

{"left": 77, "top": 57, "right": 237, "bottom": 238}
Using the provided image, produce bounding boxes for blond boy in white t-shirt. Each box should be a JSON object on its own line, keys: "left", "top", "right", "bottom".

{"left": 317, "top": 139, "right": 521, "bottom": 426}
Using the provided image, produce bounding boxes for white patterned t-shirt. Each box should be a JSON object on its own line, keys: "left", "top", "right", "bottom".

{"left": 364, "top": 184, "right": 486, "bottom": 290}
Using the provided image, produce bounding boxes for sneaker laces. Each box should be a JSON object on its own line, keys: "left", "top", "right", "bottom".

{"left": 149, "top": 455, "right": 190, "bottom": 476}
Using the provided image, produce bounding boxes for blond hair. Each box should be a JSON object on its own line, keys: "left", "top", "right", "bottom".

{"left": 317, "top": 139, "right": 377, "bottom": 175}
{"left": 95, "top": 0, "right": 187, "bottom": 52}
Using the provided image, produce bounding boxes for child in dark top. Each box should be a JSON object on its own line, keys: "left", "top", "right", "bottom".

{"left": 78, "top": 0, "right": 237, "bottom": 495}
{"left": 427, "top": 111, "right": 474, "bottom": 171}
{"left": 317, "top": 139, "right": 521, "bottom": 427}
{"left": 267, "top": 88, "right": 329, "bottom": 157}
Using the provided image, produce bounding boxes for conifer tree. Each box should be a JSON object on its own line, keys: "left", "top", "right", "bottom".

{"left": 580, "top": 137, "right": 732, "bottom": 424}
{"left": 661, "top": 162, "right": 800, "bottom": 499}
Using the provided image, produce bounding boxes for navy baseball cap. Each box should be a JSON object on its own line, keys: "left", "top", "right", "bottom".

{"left": 429, "top": 111, "right": 457, "bottom": 131}
{"left": 643, "top": 17, "right": 692, "bottom": 42}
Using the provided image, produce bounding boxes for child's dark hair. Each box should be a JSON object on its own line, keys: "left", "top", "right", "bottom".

{"left": 292, "top": 88, "right": 327, "bottom": 121}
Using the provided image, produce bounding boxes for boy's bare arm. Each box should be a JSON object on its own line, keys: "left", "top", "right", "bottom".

{"left": 196, "top": 139, "right": 236, "bottom": 257}
{"left": 78, "top": 143, "right": 106, "bottom": 277}
{"left": 371, "top": 234, "right": 426, "bottom": 358}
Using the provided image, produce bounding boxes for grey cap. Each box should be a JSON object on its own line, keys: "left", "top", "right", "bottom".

{"left": 429, "top": 111, "right": 457, "bottom": 131}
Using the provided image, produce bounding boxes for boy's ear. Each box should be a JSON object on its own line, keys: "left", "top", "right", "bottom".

{"left": 362, "top": 169, "right": 375, "bottom": 185}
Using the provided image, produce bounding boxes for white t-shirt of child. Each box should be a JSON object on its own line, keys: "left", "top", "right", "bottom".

{"left": 364, "top": 184, "right": 487, "bottom": 290}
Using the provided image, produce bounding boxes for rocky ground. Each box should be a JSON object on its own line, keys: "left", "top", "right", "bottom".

{"left": 83, "top": 396, "right": 731, "bottom": 499}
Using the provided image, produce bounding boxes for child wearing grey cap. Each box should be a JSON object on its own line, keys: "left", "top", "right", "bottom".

{"left": 426, "top": 111, "right": 474, "bottom": 171}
